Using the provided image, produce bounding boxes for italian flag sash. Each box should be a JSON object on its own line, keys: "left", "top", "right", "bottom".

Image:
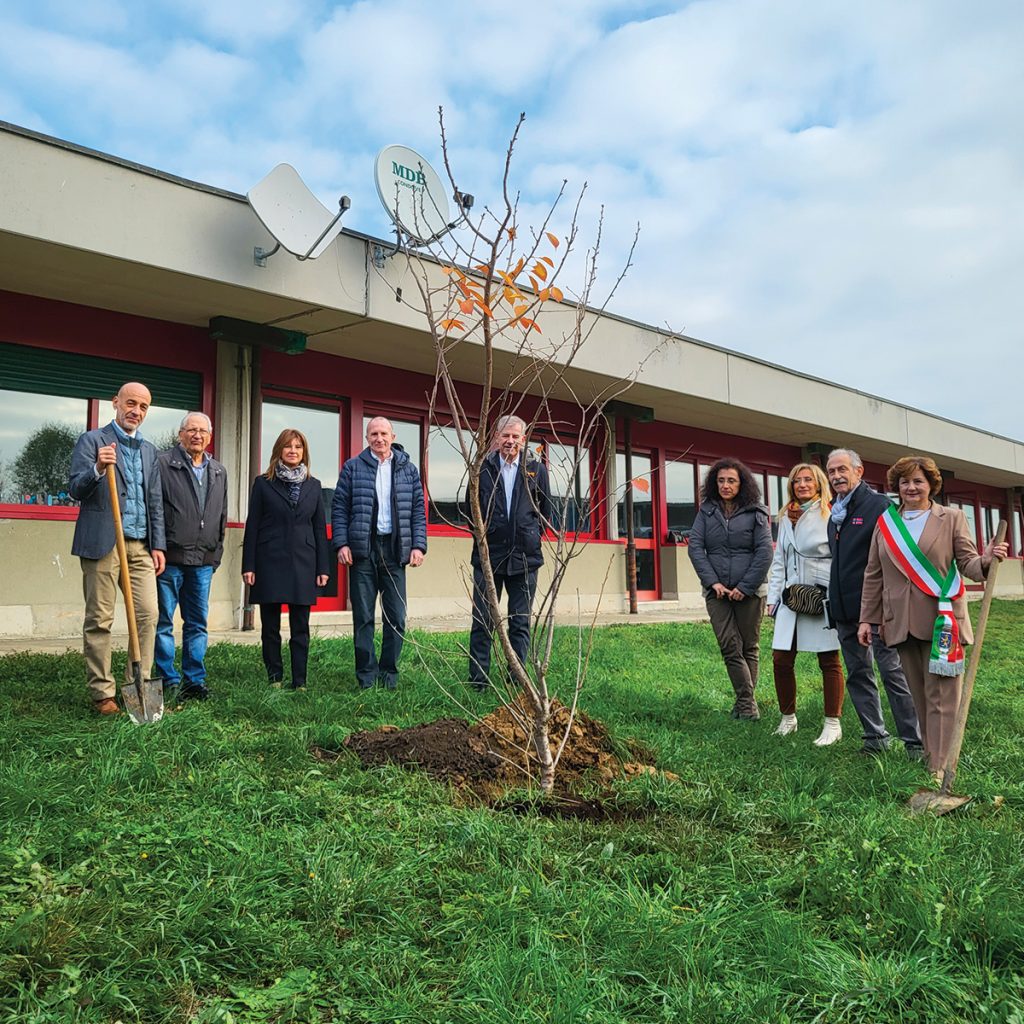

{"left": 877, "top": 506, "right": 965, "bottom": 676}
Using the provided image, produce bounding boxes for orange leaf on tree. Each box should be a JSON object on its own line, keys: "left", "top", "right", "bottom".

{"left": 541, "top": 256, "right": 554, "bottom": 267}
{"left": 550, "top": 286, "right": 564, "bottom": 302}
{"left": 632, "top": 477, "right": 650, "bottom": 494}
{"left": 545, "top": 232, "right": 560, "bottom": 248}
{"left": 459, "top": 298, "right": 474, "bottom": 314}
{"left": 439, "top": 319, "right": 466, "bottom": 332}
{"left": 507, "top": 227, "right": 516, "bottom": 240}
{"left": 514, "top": 304, "right": 529, "bottom": 317}
{"left": 533, "top": 263, "right": 548, "bottom": 281}
{"left": 539, "top": 288, "right": 550, "bottom": 301}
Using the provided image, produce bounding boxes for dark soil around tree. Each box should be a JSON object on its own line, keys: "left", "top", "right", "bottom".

{"left": 312, "top": 697, "right": 676, "bottom": 816}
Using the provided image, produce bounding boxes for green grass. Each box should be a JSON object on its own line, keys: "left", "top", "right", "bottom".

{"left": 1, "top": 602, "right": 1023, "bottom": 1023}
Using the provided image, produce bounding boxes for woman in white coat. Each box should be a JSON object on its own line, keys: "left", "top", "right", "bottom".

{"left": 767, "top": 463, "right": 845, "bottom": 745}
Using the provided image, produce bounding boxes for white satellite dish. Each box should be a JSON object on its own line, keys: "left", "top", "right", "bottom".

{"left": 374, "top": 145, "right": 469, "bottom": 246}
{"left": 246, "top": 163, "right": 351, "bottom": 265}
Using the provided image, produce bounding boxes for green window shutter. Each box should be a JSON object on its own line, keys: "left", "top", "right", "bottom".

{"left": 0, "top": 342, "right": 202, "bottom": 409}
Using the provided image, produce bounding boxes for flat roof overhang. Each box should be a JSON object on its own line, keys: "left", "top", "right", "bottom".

{"left": 2, "top": 121, "right": 1023, "bottom": 489}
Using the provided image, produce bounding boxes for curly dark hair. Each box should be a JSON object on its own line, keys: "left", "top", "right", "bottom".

{"left": 700, "top": 457, "right": 763, "bottom": 508}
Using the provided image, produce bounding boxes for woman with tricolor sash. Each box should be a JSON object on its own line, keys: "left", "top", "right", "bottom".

{"left": 858, "top": 455, "right": 1008, "bottom": 778}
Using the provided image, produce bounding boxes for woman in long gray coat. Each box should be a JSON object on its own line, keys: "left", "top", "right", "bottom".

{"left": 766, "top": 463, "right": 844, "bottom": 745}
{"left": 688, "top": 458, "right": 773, "bottom": 720}
{"left": 242, "top": 429, "right": 330, "bottom": 690}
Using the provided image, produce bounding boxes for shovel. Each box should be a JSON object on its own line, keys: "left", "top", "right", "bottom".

{"left": 106, "top": 464, "right": 164, "bottom": 725}
{"left": 907, "top": 521, "right": 1007, "bottom": 816}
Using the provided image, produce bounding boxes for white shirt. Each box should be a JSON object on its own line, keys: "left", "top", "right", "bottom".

{"left": 500, "top": 456, "right": 520, "bottom": 519}
{"left": 901, "top": 508, "right": 931, "bottom": 544}
{"left": 375, "top": 452, "right": 393, "bottom": 533}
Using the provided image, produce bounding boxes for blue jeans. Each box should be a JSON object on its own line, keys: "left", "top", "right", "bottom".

{"left": 155, "top": 564, "right": 215, "bottom": 685}
{"left": 349, "top": 535, "right": 407, "bottom": 688}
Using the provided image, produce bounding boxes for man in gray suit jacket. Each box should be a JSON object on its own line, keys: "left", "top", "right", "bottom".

{"left": 68, "top": 382, "right": 166, "bottom": 714}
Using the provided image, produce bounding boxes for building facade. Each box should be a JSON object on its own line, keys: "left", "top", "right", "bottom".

{"left": 2, "top": 121, "right": 1022, "bottom": 639}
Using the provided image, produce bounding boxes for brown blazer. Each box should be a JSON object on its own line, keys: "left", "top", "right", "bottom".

{"left": 860, "top": 503, "right": 987, "bottom": 647}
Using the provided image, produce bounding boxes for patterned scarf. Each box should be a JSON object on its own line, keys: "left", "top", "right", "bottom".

{"left": 276, "top": 461, "right": 308, "bottom": 506}
{"left": 830, "top": 488, "right": 854, "bottom": 526}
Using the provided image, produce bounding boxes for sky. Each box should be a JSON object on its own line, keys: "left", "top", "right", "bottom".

{"left": 2, "top": 0, "right": 1022, "bottom": 439}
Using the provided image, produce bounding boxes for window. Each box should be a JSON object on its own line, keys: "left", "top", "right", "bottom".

{"left": 765, "top": 472, "right": 786, "bottom": 540}
{"left": 87, "top": 398, "right": 191, "bottom": 453}
{"left": 665, "top": 459, "right": 696, "bottom": 538}
{"left": 261, "top": 401, "right": 341, "bottom": 489}
{"left": 0, "top": 389, "right": 87, "bottom": 506}
{"left": 427, "top": 425, "right": 471, "bottom": 527}
{"left": 948, "top": 498, "right": 978, "bottom": 544}
{"left": 362, "top": 415, "right": 422, "bottom": 466}
{"left": 0, "top": 342, "right": 204, "bottom": 515}
{"left": 980, "top": 505, "right": 1000, "bottom": 545}
{"left": 545, "top": 441, "right": 591, "bottom": 533}
{"left": 260, "top": 398, "right": 344, "bottom": 611}
{"left": 1013, "top": 504, "right": 1023, "bottom": 556}
{"left": 615, "top": 452, "right": 654, "bottom": 539}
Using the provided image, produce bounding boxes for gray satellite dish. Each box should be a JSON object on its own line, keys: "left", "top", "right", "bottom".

{"left": 373, "top": 145, "right": 473, "bottom": 259}
{"left": 247, "top": 163, "right": 351, "bottom": 266}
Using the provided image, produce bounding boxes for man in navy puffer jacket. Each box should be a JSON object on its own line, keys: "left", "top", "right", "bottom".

{"left": 332, "top": 417, "right": 427, "bottom": 689}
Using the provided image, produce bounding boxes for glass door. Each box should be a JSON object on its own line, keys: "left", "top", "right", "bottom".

{"left": 615, "top": 450, "right": 659, "bottom": 600}
{"left": 260, "top": 395, "right": 346, "bottom": 612}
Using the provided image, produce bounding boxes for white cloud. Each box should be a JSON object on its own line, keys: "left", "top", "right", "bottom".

{"left": 0, "top": 0, "right": 1022, "bottom": 438}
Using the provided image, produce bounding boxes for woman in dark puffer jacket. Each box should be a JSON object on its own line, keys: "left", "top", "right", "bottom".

{"left": 688, "top": 458, "right": 773, "bottom": 720}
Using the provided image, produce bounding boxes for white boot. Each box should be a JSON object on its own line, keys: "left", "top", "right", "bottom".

{"left": 814, "top": 717, "right": 842, "bottom": 746}
{"left": 774, "top": 714, "right": 798, "bottom": 736}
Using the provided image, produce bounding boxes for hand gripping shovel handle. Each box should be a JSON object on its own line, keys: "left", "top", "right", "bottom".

{"left": 938, "top": 520, "right": 1007, "bottom": 796}
{"left": 106, "top": 464, "right": 143, "bottom": 666}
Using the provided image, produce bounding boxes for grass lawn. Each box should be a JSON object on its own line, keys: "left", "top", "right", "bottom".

{"left": 1, "top": 602, "right": 1022, "bottom": 1024}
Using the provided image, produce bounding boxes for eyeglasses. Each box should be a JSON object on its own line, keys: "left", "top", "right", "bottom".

{"left": 183, "top": 428, "right": 211, "bottom": 436}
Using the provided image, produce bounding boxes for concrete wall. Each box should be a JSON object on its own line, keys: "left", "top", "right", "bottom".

{"left": 1, "top": 520, "right": 725, "bottom": 639}
{"left": 0, "top": 518, "right": 244, "bottom": 638}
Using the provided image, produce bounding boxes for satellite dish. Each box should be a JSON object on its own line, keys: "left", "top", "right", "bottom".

{"left": 374, "top": 145, "right": 465, "bottom": 245}
{"left": 246, "top": 163, "right": 351, "bottom": 265}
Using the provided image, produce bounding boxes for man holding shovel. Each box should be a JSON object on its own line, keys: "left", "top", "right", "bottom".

{"left": 69, "top": 382, "right": 166, "bottom": 715}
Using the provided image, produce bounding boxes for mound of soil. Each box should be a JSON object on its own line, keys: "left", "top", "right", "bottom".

{"left": 316, "top": 696, "right": 677, "bottom": 809}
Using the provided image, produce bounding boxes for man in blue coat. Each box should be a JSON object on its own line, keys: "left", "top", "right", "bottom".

{"left": 332, "top": 417, "right": 427, "bottom": 690}
{"left": 68, "top": 382, "right": 166, "bottom": 715}
{"left": 467, "top": 415, "right": 551, "bottom": 691}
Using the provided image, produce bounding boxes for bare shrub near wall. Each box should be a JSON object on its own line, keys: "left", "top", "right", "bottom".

{"left": 385, "top": 110, "right": 662, "bottom": 793}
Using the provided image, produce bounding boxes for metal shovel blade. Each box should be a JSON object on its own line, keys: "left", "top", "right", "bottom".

{"left": 907, "top": 788, "right": 972, "bottom": 817}
{"left": 122, "top": 662, "right": 164, "bottom": 725}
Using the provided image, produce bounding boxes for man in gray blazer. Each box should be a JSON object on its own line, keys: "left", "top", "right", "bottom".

{"left": 68, "top": 382, "right": 166, "bottom": 714}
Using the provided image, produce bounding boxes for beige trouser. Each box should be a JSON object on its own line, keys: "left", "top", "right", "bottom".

{"left": 81, "top": 540, "right": 158, "bottom": 701}
{"left": 896, "top": 638, "right": 963, "bottom": 773}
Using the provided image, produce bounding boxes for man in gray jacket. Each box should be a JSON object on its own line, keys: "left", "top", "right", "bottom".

{"left": 155, "top": 413, "right": 228, "bottom": 701}
{"left": 68, "top": 382, "right": 166, "bottom": 715}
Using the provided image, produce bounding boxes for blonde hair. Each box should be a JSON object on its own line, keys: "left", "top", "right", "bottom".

{"left": 780, "top": 462, "right": 832, "bottom": 520}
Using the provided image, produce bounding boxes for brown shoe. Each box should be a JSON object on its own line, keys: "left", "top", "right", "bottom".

{"left": 93, "top": 698, "right": 120, "bottom": 716}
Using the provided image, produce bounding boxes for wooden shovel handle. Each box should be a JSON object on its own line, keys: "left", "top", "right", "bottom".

{"left": 105, "top": 464, "right": 142, "bottom": 664}
{"left": 939, "top": 520, "right": 1007, "bottom": 794}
